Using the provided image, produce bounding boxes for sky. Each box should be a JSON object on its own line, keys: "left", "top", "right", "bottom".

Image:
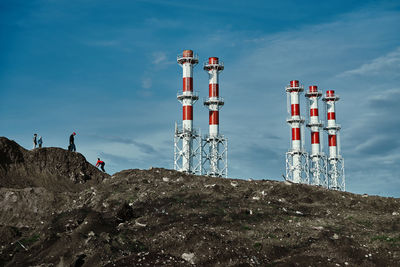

{"left": 1, "top": 0, "right": 399, "bottom": 197}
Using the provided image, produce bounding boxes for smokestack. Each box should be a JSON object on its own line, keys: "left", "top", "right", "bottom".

{"left": 203, "top": 57, "right": 227, "bottom": 177}
{"left": 174, "top": 50, "right": 200, "bottom": 174}
{"left": 323, "top": 90, "right": 345, "bottom": 190}
{"left": 305, "top": 85, "right": 327, "bottom": 187}
{"left": 285, "top": 80, "right": 309, "bottom": 184}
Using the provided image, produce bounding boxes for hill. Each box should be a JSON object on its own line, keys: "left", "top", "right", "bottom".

{"left": 0, "top": 137, "right": 399, "bottom": 266}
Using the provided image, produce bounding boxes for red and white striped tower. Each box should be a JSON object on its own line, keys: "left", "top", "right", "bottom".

{"left": 285, "top": 80, "right": 309, "bottom": 184}
{"left": 323, "top": 90, "right": 345, "bottom": 190}
{"left": 203, "top": 57, "right": 227, "bottom": 177}
{"left": 305, "top": 85, "right": 328, "bottom": 187}
{"left": 174, "top": 50, "right": 201, "bottom": 174}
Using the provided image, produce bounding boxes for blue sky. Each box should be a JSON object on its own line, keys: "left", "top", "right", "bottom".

{"left": 1, "top": 0, "right": 399, "bottom": 197}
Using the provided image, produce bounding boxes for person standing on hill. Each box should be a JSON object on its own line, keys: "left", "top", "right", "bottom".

{"left": 38, "top": 136, "right": 43, "bottom": 148}
{"left": 33, "top": 134, "right": 37, "bottom": 149}
{"left": 68, "top": 132, "right": 76, "bottom": 152}
{"left": 96, "top": 158, "right": 106, "bottom": 172}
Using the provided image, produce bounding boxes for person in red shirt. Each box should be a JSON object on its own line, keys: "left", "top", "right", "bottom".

{"left": 96, "top": 158, "right": 106, "bottom": 172}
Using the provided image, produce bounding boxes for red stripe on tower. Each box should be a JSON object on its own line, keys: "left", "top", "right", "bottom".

{"left": 183, "top": 106, "right": 193, "bottom": 120}
{"left": 311, "top": 132, "right": 320, "bottom": 144}
{"left": 209, "top": 57, "right": 219, "bottom": 64}
{"left": 183, "top": 77, "right": 193, "bottom": 92}
{"left": 327, "top": 90, "right": 335, "bottom": 97}
{"left": 290, "top": 80, "right": 299, "bottom": 87}
{"left": 327, "top": 112, "right": 336, "bottom": 120}
{"left": 209, "top": 111, "right": 219, "bottom": 124}
{"left": 310, "top": 108, "right": 318, "bottom": 117}
{"left": 292, "top": 128, "right": 301, "bottom": 140}
{"left": 328, "top": 135, "right": 337, "bottom": 146}
{"left": 291, "top": 104, "right": 300, "bottom": 116}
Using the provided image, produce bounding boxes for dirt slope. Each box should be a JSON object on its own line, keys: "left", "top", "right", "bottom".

{"left": 0, "top": 137, "right": 399, "bottom": 266}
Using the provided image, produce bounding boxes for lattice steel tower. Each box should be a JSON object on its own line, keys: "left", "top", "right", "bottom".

{"left": 322, "top": 90, "right": 345, "bottom": 190}
{"left": 305, "top": 85, "right": 328, "bottom": 187}
{"left": 202, "top": 57, "right": 228, "bottom": 177}
{"left": 285, "top": 80, "right": 309, "bottom": 184}
{"left": 174, "top": 50, "right": 202, "bottom": 174}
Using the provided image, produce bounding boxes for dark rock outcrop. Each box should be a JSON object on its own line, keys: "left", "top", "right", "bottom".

{"left": 0, "top": 137, "right": 108, "bottom": 191}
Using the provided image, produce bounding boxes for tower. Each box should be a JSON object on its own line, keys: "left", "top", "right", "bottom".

{"left": 305, "top": 85, "right": 328, "bottom": 187}
{"left": 322, "top": 90, "right": 345, "bottom": 191}
{"left": 202, "top": 57, "right": 228, "bottom": 177}
{"left": 174, "top": 50, "right": 202, "bottom": 174}
{"left": 285, "top": 80, "right": 309, "bottom": 184}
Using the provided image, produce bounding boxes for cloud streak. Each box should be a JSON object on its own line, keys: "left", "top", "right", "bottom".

{"left": 339, "top": 47, "right": 400, "bottom": 77}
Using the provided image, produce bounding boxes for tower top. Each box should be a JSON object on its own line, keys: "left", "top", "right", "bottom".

{"left": 204, "top": 57, "right": 224, "bottom": 71}
{"left": 305, "top": 85, "right": 322, "bottom": 98}
{"left": 177, "top": 50, "right": 199, "bottom": 65}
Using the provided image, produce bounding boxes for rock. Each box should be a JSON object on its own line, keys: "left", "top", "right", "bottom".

{"left": 252, "top": 196, "right": 260, "bottom": 200}
{"left": 135, "top": 221, "right": 147, "bottom": 227}
{"left": 181, "top": 252, "right": 195, "bottom": 264}
{"left": 332, "top": 234, "right": 339, "bottom": 240}
{"left": 205, "top": 184, "right": 216, "bottom": 188}
{"left": 162, "top": 177, "right": 170, "bottom": 182}
{"left": 392, "top": 211, "right": 399, "bottom": 216}
{"left": 230, "top": 182, "right": 238, "bottom": 187}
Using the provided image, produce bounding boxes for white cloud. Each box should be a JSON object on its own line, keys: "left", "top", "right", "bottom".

{"left": 152, "top": 51, "right": 168, "bottom": 65}
{"left": 339, "top": 47, "right": 400, "bottom": 77}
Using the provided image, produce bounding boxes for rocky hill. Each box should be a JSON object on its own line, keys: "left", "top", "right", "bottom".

{"left": 0, "top": 137, "right": 399, "bottom": 266}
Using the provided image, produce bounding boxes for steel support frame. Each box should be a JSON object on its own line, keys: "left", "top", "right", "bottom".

{"left": 285, "top": 151, "right": 310, "bottom": 184}
{"left": 174, "top": 127, "right": 202, "bottom": 175}
{"left": 327, "top": 156, "right": 345, "bottom": 191}
{"left": 201, "top": 135, "right": 228, "bottom": 178}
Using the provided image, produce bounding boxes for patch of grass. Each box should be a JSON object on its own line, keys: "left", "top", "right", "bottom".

{"left": 241, "top": 225, "right": 251, "bottom": 231}
{"left": 211, "top": 207, "right": 226, "bottom": 216}
{"left": 21, "top": 233, "right": 40, "bottom": 246}
{"left": 254, "top": 242, "right": 262, "bottom": 251}
{"left": 355, "top": 220, "right": 373, "bottom": 228}
{"left": 371, "top": 235, "right": 400, "bottom": 244}
{"left": 173, "top": 196, "right": 185, "bottom": 203}
{"left": 267, "top": 234, "right": 277, "bottom": 239}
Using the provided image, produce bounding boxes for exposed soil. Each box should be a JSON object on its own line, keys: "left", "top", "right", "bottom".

{"left": 0, "top": 137, "right": 399, "bottom": 266}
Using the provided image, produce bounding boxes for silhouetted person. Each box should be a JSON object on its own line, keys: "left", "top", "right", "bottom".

{"left": 68, "top": 132, "right": 76, "bottom": 152}
{"left": 38, "top": 136, "right": 43, "bottom": 148}
{"left": 33, "top": 134, "right": 37, "bottom": 149}
{"left": 96, "top": 158, "right": 105, "bottom": 172}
